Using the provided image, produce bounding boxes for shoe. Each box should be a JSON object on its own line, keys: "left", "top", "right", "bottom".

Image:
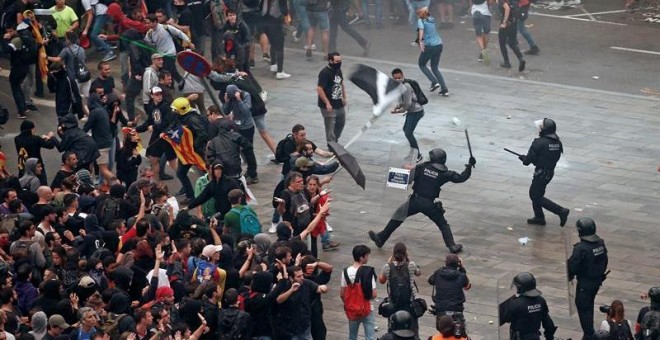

{"left": 269, "top": 64, "right": 278, "bottom": 72}
{"left": 262, "top": 53, "right": 271, "bottom": 62}
{"left": 306, "top": 49, "right": 312, "bottom": 58}
{"left": 438, "top": 88, "right": 449, "bottom": 96}
{"left": 362, "top": 41, "right": 371, "bottom": 57}
{"left": 292, "top": 30, "right": 300, "bottom": 42}
{"left": 410, "top": 41, "right": 419, "bottom": 47}
{"left": 416, "top": 150, "right": 423, "bottom": 163}
{"left": 249, "top": 59, "right": 256, "bottom": 67}
{"left": 368, "top": 231, "right": 384, "bottom": 248}
{"left": 17, "top": 112, "right": 27, "bottom": 119}
{"left": 559, "top": 208, "right": 570, "bottom": 227}
{"left": 518, "top": 60, "right": 526, "bottom": 72}
{"left": 245, "top": 175, "right": 259, "bottom": 185}
{"left": 102, "top": 52, "right": 117, "bottom": 62}
{"left": 524, "top": 45, "right": 540, "bottom": 55}
{"left": 259, "top": 91, "right": 268, "bottom": 102}
{"left": 304, "top": 44, "right": 317, "bottom": 50}
{"left": 327, "top": 224, "right": 333, "bottom": 232}
{"left": 350, "top": 16, "right": 365, "bottom": 25}
{"left": 500, "top": 62, "right": 512, "bottom": 69}
{"left": 548, "top": 0, "right": 565, "bottom": 8}
{"left": 477, "top": 52, "right": 483, "bottom": 62}
{"left": 429, "top": 83, "right": 440, "bottom": 92}
{"left": 276, "top": 72, "right": 291, "bottom": 79}
{"left": 269, "top": 223, "right": 277, "bottom": 233}
{"left": 448, "top": 244, "right": 463, "bottom": 254}
{"left": 26, "top": 104, "right": 38, "bottom": 111}
{"left": 482, "top": 49, "right": 490, "bottom": 65}
{"left": 322, "top": 240, "right": 340, "bottom": 250}
{"left": 159, "top": 173, "right": 174, "bottom": 181}
{"left": 527, "top": 217, "right": 547, "bottom": 226}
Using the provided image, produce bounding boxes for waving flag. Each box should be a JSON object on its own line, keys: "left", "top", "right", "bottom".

{"left": 349, "top": 64, "right": 406, "bottom": 117}
{"left": 161, "top": 126, "right": 206, "bottom": 171}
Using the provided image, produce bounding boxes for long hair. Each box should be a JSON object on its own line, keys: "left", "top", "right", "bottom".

{"left": 392, "top": 242, "right": 408, "bottom": 263}
{"left": 608, "top": 300, "right": 625, "bottom": 322}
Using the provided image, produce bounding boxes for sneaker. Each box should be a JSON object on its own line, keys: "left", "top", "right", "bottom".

{"left": 327, "top": 224, "right": 333, "bottom": 232}
{"left": 292, "top": 30, "right": 300, "bottom": 42}
{"left": 524, "top": 45, "right": 540, "bottom": 55}
{"left": 429, "top": 83, "right": 440, "bottom": 92}
{"left": 349, "top": 16, "right": 360, "bottom": 25}
{"left": 245, "top": 175, "right": 259, "bottom": 185}
{"left": 259, "top": 91, "right": 268, "bottom": 102}
{"left": 249, "top": 59, "right": 256, "bottom": 67}
{"left": 527, "top": 217, "right": 547, "bottom": 226}
{"left": 304, "top": 44, "right": 317, "bottom": 50}
{"left": 477, "top": 52, "right": 483, "bottom": 62}
{"left": 482, "top": 49, "right": 490, "bottom": 65}
{"left": 410, "top": 41, "right": 419, "bottom": 47}
{"left": 306, "top": 49, "right": 312, "bottom": 58}
{"left": 17, "top": 112, "right": 27, "bottom": 119}
{"left": 322, "top": 240, "right": 340, "bottom": 250}
{"left": 26, "top": 104, "right": 38, "bottom": 111}
{"left": 276, "top": 72, "right": 291, "bottom": 79}
{"left": 500, "top": 62, "right": 512, "bottom": 69}
{"left": 368, "top": 230, "right": 384, "bottom": 248}
{"left": 416, "top": 151, "right": 423, "bottom": 163}
{"left": 269, "top": 64, "right": 278, "bottom": 72}
{"left": 268, "top": 222, "right": 277, "bottom": 233}
{"left": 559, "top": 208, "right": 570, "bottom": 227}
{"left": 439, "top": 88, "right": 449, "bottom": 96}
{"left": 262, "top": 53, "right": 271, "bottom": 62}
{"left": 362, "top": 41, "right": 371, "bottom": 57}
{"left": 518, "top": 59, "right": 526, "bottom": 72}
{"left": 102, "top": 52, "right": 117, "bottom": 62}
{"left": 448, "top": 244, "right": 463, "bottom": 253}
{"left": 159, "top": 173, "right": 174, "bottom": 181}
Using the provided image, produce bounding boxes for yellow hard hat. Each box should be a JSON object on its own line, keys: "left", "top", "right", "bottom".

{"left": 171, "top": 97, "right": 192, "bottom": 115}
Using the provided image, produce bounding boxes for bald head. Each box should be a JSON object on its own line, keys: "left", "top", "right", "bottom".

{"left": 37, "top": 186, "right": 53, "bottom": 201}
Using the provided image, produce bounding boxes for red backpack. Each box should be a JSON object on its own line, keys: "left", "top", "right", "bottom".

{"left": 343, "top": 267, "right": 372, "bottom": 320}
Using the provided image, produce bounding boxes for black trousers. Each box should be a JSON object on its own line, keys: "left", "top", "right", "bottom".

{"left": 10, "top": 69, "right": 28, "bottom": 114}
{"left": 377, "top": 195, "right": 456, "bottom": 248}
{"left": 529, "top": 170, "right": 564, "bottom": 218}
{"left": 163, "top": 56, "right": 183, "bottom": 83}
{"left": 237, "top": 127, "right": 258, "bottom": 178}
{"left": 262, "top": 16, "right": 285, "bottom": 72}
{"left": 329, "top": 8, "right": 368, "bottom": 52}
{"left": 498, "top": 24, "right": 523, "bottom": 64}
{"left": 575, "top": 281, "right": 600, "bottom": 339}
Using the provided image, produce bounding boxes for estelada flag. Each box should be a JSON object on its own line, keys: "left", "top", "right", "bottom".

{"left": 160, "top": 126, "right": 206, "bottom": 171}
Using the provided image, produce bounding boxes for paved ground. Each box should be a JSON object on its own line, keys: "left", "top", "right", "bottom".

{"left": 1, "top": 2, "right": 660, "bottom": 338}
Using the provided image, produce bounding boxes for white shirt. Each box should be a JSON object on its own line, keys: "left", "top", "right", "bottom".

{"left": 82, "top": 0, "right": 108, "bottom": 16}
{"left": 4, "top": 331, "right": 16, "bottom": 340}
{"left": 599, "top": 319, "right": 633, "bottom": 333}
{"left": 471, "top": 1, "right": 491, "bottom": 16}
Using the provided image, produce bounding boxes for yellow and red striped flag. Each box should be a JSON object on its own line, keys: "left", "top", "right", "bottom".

{"left": 160, "top": 126, "right": 206, "bottom": 171}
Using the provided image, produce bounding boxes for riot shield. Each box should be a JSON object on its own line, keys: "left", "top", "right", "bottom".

{"left": 497, "top": 274, "right": 519, "bottom": 340}
{"left": 562, "top": 226, "right": 577, "bottom": 316}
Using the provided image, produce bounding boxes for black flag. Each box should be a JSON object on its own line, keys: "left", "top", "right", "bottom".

{"left": 349, "top": 64, "right": 406, "bottom": 117}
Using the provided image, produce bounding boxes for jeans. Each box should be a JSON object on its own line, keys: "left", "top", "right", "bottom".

{"left": 163, "top": 57, "right": 183, "bottom": 83}
{"left": 10, "top": 69, "right": 28, "bottom": 114}
{"left": 22, "top": 64, "right": 35, "bottom": 105}
{"left": 329, "top": 8, "right": 368, "bottom": 51}
{"left": 418, "top": 44, "right": 447, "bottom": 90}
{"left": 517, "top": 19, "right": 536, "bottom": 48}
{"left": 320, "top": 107, "right": 346, "bottom": 143}
{"left": 90, "top": 14, "right": 112, "bottom": 55}
{"left": 211, "top": 27, "right": 223, "bottom": 62}
{"left": 348, "top": 309, "right": 376, "bottom": 340}
{"left": 177, "top": 161, "right": 195, "bottom": 199}
{"left": 361, "top": 0, "right": 383, "bottom": 25}
{"left": 403, "top": 110, "right": 424, "bottom": 150}
{"left": 498, "top": 24, "right": 523, "bottom": 64}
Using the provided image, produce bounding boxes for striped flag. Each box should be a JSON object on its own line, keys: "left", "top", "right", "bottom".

{"left": 160, "top": 126, "right": 206, "bottom": 171}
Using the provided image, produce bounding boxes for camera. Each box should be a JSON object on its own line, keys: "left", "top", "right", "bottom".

{"left": 599, "top": 305, "right": 611, "bottom": 314}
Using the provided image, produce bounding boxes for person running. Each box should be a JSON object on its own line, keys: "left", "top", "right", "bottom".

{"left": 416, "top": 7, "right": 448, "bottom": 96}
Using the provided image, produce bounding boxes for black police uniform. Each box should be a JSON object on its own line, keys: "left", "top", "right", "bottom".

{"left": 499, "top": 295, "right": 556, "bottom": 340}
{"left": 568, "top": 235, "right": 608, "bottom": 339}
{"left": 372, "top": 161, "right": 471, "bottom": 251}
{"left": 520, "top": 127, "right": 568, "bottom": 224}
{"left": 379, "top": 333, "right": 415, "bottom": 340}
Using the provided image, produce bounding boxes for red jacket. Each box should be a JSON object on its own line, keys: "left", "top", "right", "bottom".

{"left": 106, "top": 3, "right": 148, "bottom": 37}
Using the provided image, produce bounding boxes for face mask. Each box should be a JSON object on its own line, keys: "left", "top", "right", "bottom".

{"left": 329, "top": 62, "right": 341, "bottom": 69}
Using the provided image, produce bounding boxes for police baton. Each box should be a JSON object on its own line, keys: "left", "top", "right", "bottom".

{"left": 465, "top": 129, "right": 474, "bottom": 168}
{"left": 503, "top": 148, "right": 523, "bottom": 157}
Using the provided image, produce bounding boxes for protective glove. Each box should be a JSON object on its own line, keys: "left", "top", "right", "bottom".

{"left": 518, "top": 155, "right": 525, "bottom": 162}
{"left": 468, "top": 157, "right": 476, "bottom": 166}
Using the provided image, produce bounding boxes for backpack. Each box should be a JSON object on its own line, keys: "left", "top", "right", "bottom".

{"left": 230, "top": 206, "right": 261, "bottom": 235}
{"left": 68, "top": 47, "right": 91, "bottom": 83}
{"left": 102, "top": 313, "right": 128, "bottom": 340}
{"left": 18, "top": 29, "right": 38, "bottom": 64}
{"left": 0, "top": 103, "right": 8, "bottom": 125}
{"left": 274, "top": 134, "right": 293, "bottom": 163}
{"left": 404, "top": 79, "right": 428, "bottom": 105}
{"left": 219, "top": 310, "right": 250, "bottom": 340}
{"left": 387, "top": 262, "right": 413, "bottom": 310}
{"left": 343, "top": 267, "right": 371, "bottom": 320}
{"left": 509, "top": 0, "right": 530, "bottom": 21}
{"left": 209, "top": 0, "right": 227, "bottom": 30}
{"left": 0, "top": 213, "right": 18, "bottom": 234}
{"left": 606, "top": 319, "right": 633, "bottom": 340}
{"left": 641, "top": 310, "right": 660, "bottom": 340}
{"left": 98, "top": 197, "right": 122, "bottom": 229}
{"left": 10, "top": 240, "right": 32, "bottom": 260}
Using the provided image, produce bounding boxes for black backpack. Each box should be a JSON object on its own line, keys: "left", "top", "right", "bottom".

{"left": 404, "top": 79, "right": 428, "bottom": 105}
{"left": 387, "top": 262, "right": 413, "bottom": 310}
{"left": 219, "top": 310, "right": 251, "bottom": 340}
{"left": 68, "top": 47, "right": 91, "bottom": 83}
{"left": 18, "top": 29, "right": 38, "bottom": 64}
{"left": 606, "top": 319, "right": 633, "bottom": 340}
{"left": 97, "top": 197, "right": 122, "bottom": 229}
{"left": 641, "top": 310, "right": 660, "bottom": 340}
{"left": 274, "top": 134, "right": 293, "bottom": 163}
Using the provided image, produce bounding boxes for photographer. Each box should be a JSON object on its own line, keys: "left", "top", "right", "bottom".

{"left": 429, "top": 314, "right": 465, "bottom": 340}
{"left": 428, "top": 254, "right": 471, "bottom": 338}
{"left": 635, "top": 287, "right": 660, "bottom": 339}
{"left": 598, "top": 300, "right": 633, "bottom": 339}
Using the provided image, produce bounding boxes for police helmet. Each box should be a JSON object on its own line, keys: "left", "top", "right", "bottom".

{"left": 429, "top": 148, "right": 448, "bottom": 171}
{"left": 649, "top": 287, "right": 660, "bottom": 304}
{"left": 512, "top": 272, "right": 542, "bottom": 297}
{"left": 171, "top": 97, "right": 192, "bottom": 115}
{"left": 541, "top": 118, "right": 556, "bottom": 134}
{"left": 390, "top": 310, "right": 415, "bottom": 338}
{"left": 576, "top": 218, "right": 601, "bottom": 242}
{"left": 593, "top": 330, "right": 615, "bottom": 340}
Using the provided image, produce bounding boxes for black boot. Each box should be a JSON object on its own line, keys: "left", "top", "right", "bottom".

{"left": 527, "top": 217, "right": 546, "bottom": 225}
{"left": 559, "top": 208, "right": 570, "bottom": 227}
{"left": 448, "top": 244, "right": 463, "bottom": 253}
{"left": 368, "top": 231, "right": 384, "bottom": 248}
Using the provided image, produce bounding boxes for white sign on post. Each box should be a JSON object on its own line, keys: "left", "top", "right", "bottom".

{"left": 386, "top": 167, "right": 411, "bottom": 190}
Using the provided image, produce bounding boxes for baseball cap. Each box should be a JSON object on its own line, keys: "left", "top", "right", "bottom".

{"left": 150, "top": 86, "right": 163, "bottom": 94}
{"left": 49, "top": 314, "right": 70, "bottom": 329}
{"left": 78, "top": 276, "right": 96, "bottom": 289}
{"left": 202, "top": 244, "right": 223, "bottom": 258}
{"left": 151, "top": 53, "right": 163, "bottom": 60}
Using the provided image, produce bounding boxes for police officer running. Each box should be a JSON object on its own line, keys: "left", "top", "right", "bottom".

{"left": 518, "top": 118, "right": 570, "bottom": 227}
{"left": 379, "top": 311, "right": 417, "bottom": 340}
{"left": 499, "top": 272, "right": 557, "bottom": 340}
{"left": 369, "top": 148, "right": 475, "bottom": 254}
{"left": 568, "top": 218, "right": 609, "bottom": 340}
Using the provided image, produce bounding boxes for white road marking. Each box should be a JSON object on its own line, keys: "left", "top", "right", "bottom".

{"left": 530, "top": 12, "right": 628, "bottom": 25}
{"left": 610, "top": 46, "right": 660, "bottom": 55}
{"left": 566, "top": 9, "right": 630, "bottom": 17}
{"left": 579, "top": 5, "right": 597, "bottom": 21}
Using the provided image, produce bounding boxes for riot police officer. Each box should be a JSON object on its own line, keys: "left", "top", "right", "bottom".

{"left": 518, "top": 118, "right": 570, "bottom": 226}
{"left": 568, "top": 218, "right": 609, "bottom": 340}
{"left": 499, "top": 272, "right": 557, "bottom": 340}
{"left": 368, "top": 148, "right": 475, "bottom": 254}
{"left": 379, "top": 310, "right": 416, "bottom": 340}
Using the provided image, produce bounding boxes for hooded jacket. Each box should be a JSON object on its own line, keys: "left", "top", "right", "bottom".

{"left": 106, "top": 268, "right": 133, "bottom": 314}
{"left": 79, "top": 214, "right": 107, "bottom": 259}
{"left": 218, "top": 306, "right": 252, "bottom": 338}
{"left": 244, "top": 271, "right": 275, "bottom": 337}
{"left": 83, "top": 94, "right": 114, "bottom": 149}
{"left": 14, "top": 120, "right": 56, "bottom": 174}
{"left": 221, "top": 85, "right": 254, "bottom": 131}
{"left": 428, "top": 266, "right": 469, "bottom": 312}
{"left": 206, "top": 121, "right": 253, "bottom": 178}
{"left": 15, "top": 279, "right": 39, "bottom": 315}
{"left": 33, "top": 279, "right": 63, "bottom": 317}
{"left": 29, "top": 311, "right": 47, "bottom": 340}
{"left": 54, "top": 114, "right": 100, "bottom": 166}
{"left": 187, "top": 162, "right": 241, "bottom": 219}
{"left": 19, "top": 158, "right": 41, "bottom": 192}
{"left": 47, "top": 66, "right": 83, "bottom": 117}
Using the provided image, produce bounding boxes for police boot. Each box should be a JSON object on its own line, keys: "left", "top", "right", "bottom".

{"left": 559, "top": 208, "right": 570, "bottom": 227}
{"left": 368, "top": 231, "right": 385, "bottom": 248}
{"left": 527, "top": 217, "right": 546, "bottom": 226}
{"left": 448, "top": 244, "right": 463, "bottom": 254}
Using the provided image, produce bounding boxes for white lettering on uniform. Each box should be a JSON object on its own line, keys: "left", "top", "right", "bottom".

{"left": 527, "top": 304, "right": 542, "bottom": 314}
{"left": 423, "top": 168, "right": 439, "bottom": 179}
{"left": 548, "top": 144, "right": 560, "bottom": 151}
{"left": 593, "top": 246, "right": 605, "bottom": 256}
